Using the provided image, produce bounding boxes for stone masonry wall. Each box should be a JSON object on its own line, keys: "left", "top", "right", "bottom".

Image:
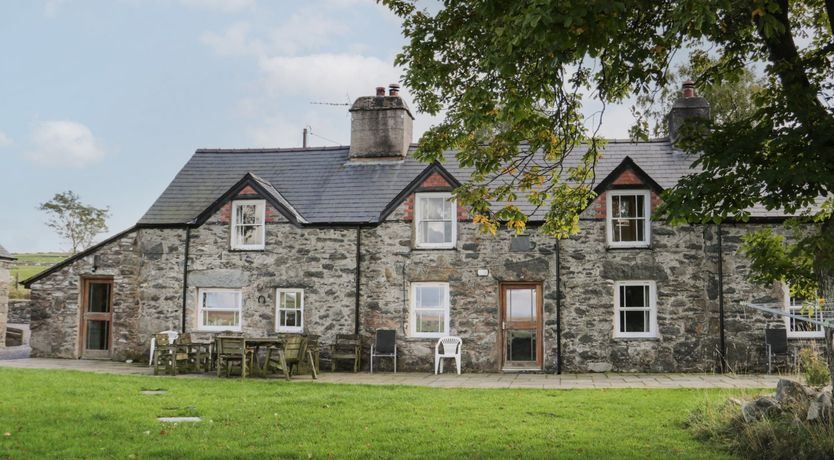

{"left": 26, "top": 186, "right": 811, "bottom": 372}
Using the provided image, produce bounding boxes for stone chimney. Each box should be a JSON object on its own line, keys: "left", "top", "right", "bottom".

{"left": 668, "top": 80, "right": 710, "bottom": 144}
{"left": 349, "top": 83, "right": 414, "bottom": 160}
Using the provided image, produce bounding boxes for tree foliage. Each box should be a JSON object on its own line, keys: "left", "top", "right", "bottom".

{"left": 634, "top": 58, "right": 764, "bottom": 137}
{"left": 385, "top": 0, "right": 834, "bottom": 380}
{"left": 39, "top": 191, "right": 110, "bottom": 254}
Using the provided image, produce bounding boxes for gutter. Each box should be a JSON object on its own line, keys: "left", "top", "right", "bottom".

{"left": 556, "top": 238, "right": 563, "bottom": 375}
{"left": 181, "top": 226, "right": 192, "bottom": 333}
{"left": 354, "top": 227, "right": 361, "bottom": 335}
{"left": 717, "top": 224, "right": 726, "bottom": 373}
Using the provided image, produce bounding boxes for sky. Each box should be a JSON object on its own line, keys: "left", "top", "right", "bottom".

{"left": 0, "top": 0, "right": 636, "bottom": 254}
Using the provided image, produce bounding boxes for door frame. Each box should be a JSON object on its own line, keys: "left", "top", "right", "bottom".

{"left": 78, "top": 276, "right": 114, "bottom": 359}
{"left": 499, "top": 282, "right": 544, "bottom": 370}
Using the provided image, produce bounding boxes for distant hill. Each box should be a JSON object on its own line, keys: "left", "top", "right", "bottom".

{"left": 8, "top": 253, "right": 70, "bottom": 299}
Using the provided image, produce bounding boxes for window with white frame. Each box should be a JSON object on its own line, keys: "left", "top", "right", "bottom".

{"left": 411, "top": 282, "right": 450, "bottom": 338}
{"left": 606, "top": 190, "right": 651, "bottom": 247}
{"left": 231, "top": 200, "right": 266, "bottom": 250}
{"left": 614, "top": 281, "right": 657, "bottom": 338}
{"left": 276, "top": 288, "right": 304, "bottom": 333}
{"left": 784, "top": 287, "right": 824, "bottom": 339}
{"left": 197, "top": 289, "right": 242, "bottom": 331}
{"left": 414, "top": 192, "right": 457, "bottom": 249}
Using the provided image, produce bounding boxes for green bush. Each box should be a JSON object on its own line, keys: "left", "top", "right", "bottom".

{"left": 689, "top": 397, "right": 834, "bottom": 459}
{"left": 799, "top": 347, "right": 831, "bottom": 387}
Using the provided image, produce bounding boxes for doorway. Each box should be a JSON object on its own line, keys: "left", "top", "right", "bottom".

{"left": 500, "top": 283, "right": 543, "bottom": 370}
{"left": 79, "top": 277, "right": 113, "bottom": 359}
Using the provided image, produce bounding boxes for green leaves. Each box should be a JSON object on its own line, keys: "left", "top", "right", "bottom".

{"left": 39, "top": 191, "right": 110, "bottom": 254}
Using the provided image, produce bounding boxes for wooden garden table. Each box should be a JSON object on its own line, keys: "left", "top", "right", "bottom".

{"left": 244, "top": 337, "right": 284, "bottom": 377}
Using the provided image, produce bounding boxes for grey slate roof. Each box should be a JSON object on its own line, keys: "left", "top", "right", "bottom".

{"left": 137, "top": 139, "right": 783, "bottom": 226}
{"left": 0, "top": 244, "right": 15, "bottom": 260}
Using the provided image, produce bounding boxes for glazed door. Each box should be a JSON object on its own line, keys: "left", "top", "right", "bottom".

{"left": 80, "top": 278, "right": 113, "bottom": 359}
{"left": 500, "top": 283, "right": 543, "bottom": 370}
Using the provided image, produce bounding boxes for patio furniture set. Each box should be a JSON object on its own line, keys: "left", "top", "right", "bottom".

{"left": 149, "top": 330, "right": 463, "bottom": 378}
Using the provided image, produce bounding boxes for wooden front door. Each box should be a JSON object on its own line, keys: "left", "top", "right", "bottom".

{"left": 80, "top": 278, "right": 113, "bottom": 359}
{"left": 500, "top": 283, "right": 543, "bottom": 370}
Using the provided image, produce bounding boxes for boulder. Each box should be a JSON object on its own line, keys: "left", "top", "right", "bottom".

{"left": 774, "top": 379, "right": 815, "bottom": 406}
{"left": 807, "top": 391, "right": 833, "bottom": 422}
{"left": 742, "top": 396, "right": 781, "bottom": 423}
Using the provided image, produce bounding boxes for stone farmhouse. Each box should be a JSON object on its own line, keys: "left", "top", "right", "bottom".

{"left": 23, "top": 84, "right": 822, "bottom": 373}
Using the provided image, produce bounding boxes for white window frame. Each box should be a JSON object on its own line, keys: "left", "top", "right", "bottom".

{"left": 606, "top": 190, "right": 651, "bottom": 248}
{"left": 414, "top": 192, "right": 457, "bottom": 249}
{"left": 231, "top": 199, "right": 266, "bottom": 250}
{"left": 784, "top": 285, "right": 824, "bottom": 339}
{"left": 197, "top": 288, "right": 243, "bottom": 332}
{"left": 275, "top": 288, "right": 304, "bottom": 333}
{"left": 410, "top": 282, "right": 451, "bottom": 338}
{"left": 613, "top": 281, "right": 657, "bottom": 339}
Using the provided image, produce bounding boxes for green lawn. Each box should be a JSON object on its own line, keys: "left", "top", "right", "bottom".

{"left": 7, "top": 252, "right": 68, "bottom": 298}
{"left": 0, "top": 369, "right": 757, "bottom": 459}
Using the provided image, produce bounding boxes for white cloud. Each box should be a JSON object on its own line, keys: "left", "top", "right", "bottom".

{"left": 179, "top": 0, "right": 255, "bottom": 12}
{"left": 201, "top": 9, "right": 349, "bottom": 58}
{"left": 43, "top": 0, "right": 68, "bottom": 16}
{"left": 258, "top": 53, "right": 400, "bottom": 100}
{"left": 26, "top": 121, "right": 106, "bottom": 167}
{"left": 0, "top": 131, "right": 12, "bottom": 148}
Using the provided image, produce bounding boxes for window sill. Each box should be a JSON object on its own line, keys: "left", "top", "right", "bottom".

{"left": 412, "top": 246, "right": 457, "bottom": 251}
{"left": 195, "top": 328, "right": 242, "bottom": 333}
{"left": 229, "top": 248, "right": 266, "bottom": 252}
{"left": 404, "top": 335, "right": 445, "bottom": 341}
{"left": 788, "top": 335, "right": 825, "bottom": 340}
{"left": 606, "top": 245, "right": 652, "bottom": 251}
{"left": 613, "top": 336, "right": 660, "bottom": 341}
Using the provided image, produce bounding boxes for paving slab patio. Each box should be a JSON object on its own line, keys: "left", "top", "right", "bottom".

{"left": 0, "top": 358, "right": 795, "bottom": 389}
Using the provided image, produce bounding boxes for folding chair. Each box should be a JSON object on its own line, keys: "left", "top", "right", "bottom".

{"left": 370, "top": 329, "right": 397, "bottom": 373}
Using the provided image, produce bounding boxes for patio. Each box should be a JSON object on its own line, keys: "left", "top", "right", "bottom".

{"left": 0, "top": 358, "right": 790, "bottom": 389}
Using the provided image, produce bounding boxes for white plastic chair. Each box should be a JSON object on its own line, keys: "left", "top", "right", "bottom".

{"left": 434, "top": 336, "right": 462, "bottom": 375}
{"left": 148, "top": 330, "right": 179, "bottom": 366}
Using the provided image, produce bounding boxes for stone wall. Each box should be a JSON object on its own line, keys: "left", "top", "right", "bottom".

{"left": 26, "top": 191, "right": 813, "bottom": 372}
{"left": 8, "top": 299, "right": 31, "bottom": 324}
{"left": 0, "top": 259, "right": 10, "bottom": 348}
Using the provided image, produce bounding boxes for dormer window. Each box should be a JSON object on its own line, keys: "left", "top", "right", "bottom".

{"left": 231, "top": 200, "right": 265, "bottom": 250}
{"left": 606, "top": 190, "right": 651, "bottom": 248}
{"left": 415, "top": 192, "right": 457, "bottom": 249}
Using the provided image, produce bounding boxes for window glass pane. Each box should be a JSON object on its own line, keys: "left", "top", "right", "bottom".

{"left": 88, "top": 283, "right": 111, "bottom": 312}
{"left": 507, "top": 330, "right": 536, "bottom": 362}
{"left": 508, "top": 288, "right": 535, "bottom": 321}
{"left": 622, "top": 285, "right": 647, "bottom": 308}
{"left": 635, "top": 195, "right": 645, "bottom": 218}
{"left": 203, "top": 291, "right": 239, "bottom": 309}
{"left": 237, "top": 224, "right": 263, "bottom": 246}
{"left": 204, "top": 310, "right": 239, "bottom": 327}
{"left": 421, "top": 221, "right": 450, "bottom": 244}
{"left": 416, "top": 309, "right": 444, "bottom": 333}
{"left": 281, "top": 292, "right": 298, "bottom": 309}
{"left": 422, "top": 197, "right": 447, "bottom": 220}
{"left": 613, "top": 195, "right": 638, "bottom": 218}
{"left": 615, "top": 219, "right": 639, "bottom": 242}
{"left": 237, "top": 204, "right": 260, "bottom": 225}
{"left": 86, "top": 320, "right": 109, "bottom": 350}
{"left": 416, "top": 286, "right": 444, "bottom": 308}
{"left": 621, "top": 310, "right": 649, "bottom": 333}
{"left": 281, "top": 310, "right": 300, "bottom": 328}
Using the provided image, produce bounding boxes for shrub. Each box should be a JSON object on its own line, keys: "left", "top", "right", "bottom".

{"left": 799, "top": 347, "right": 831, "bottom": 387}
{"left": 689, "top": 396, "right": 834, "bottom": 459}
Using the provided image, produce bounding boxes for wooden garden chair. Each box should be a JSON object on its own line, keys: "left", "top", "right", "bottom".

{"left": 152, "top": 333, "right": 177, "bottom": 375}
{"left": 330, "top": 334, "right": 361, "bottom": 372}
{"left": 177, "top": 333, "right": 210, "bottom": 373}
{"left": 216, "top": 335, "right": 253, "bottom": 378}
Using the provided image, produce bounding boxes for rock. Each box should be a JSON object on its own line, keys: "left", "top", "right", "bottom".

{"left": 807, "top": 391, "right": 833, "bottom": 422}
{"left": 774, "top": 379, "right": 815, "bottom": 406}
{"left": 742, "top": 396, "right": 781, "bottom": 423}
{"left": 587, "top": 362, "right": 613, "bottom": 373}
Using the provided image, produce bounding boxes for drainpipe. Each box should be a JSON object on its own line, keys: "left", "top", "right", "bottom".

{"left": 556, "top": 238, "right": 562, "bottom": 375}
{"left": 181, "top": 226, "right": 191, "bottom": 333}
{"left": 717, "top": 224, "right": 726, "bottom": 373}
{"left": 354, "top": 227, "right": 361, "bottom": 335}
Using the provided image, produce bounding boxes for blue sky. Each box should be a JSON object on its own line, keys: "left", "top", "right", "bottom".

{"left": 0, "top": 0, "right": 633, "bottom": 253}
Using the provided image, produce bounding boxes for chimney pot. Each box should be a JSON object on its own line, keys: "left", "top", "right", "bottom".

{"left": 682, "top": 80, "right": 696, "bottom": 98}
{"left": 388, "top": 83, "right": 400, "bottom": 96}
{"left": 375, "top": 86, "right": 386, "bottom": 97}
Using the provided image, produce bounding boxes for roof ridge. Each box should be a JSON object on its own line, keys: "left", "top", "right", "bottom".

{"left": 196, "top": 146, "right": 349, "bottom": 154}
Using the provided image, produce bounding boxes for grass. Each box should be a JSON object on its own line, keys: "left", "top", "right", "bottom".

{"left": 0, "top": 368, "right": 758, "bottom": 459}
{"left": 7, "top": 252, "right": 68, "bottom": 299}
